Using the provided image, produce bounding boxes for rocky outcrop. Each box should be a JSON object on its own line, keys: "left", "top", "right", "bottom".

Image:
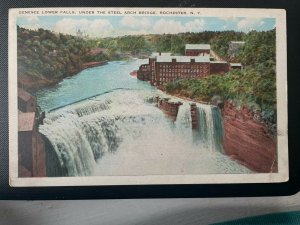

{"left": 221, "top": 101, "right": 277, "bottom": 173}
{"left": 190, "top": 103, "right": 199, "bottom": 130}
{"left": 155, "top": 97, "right": 182, "bottom": 121}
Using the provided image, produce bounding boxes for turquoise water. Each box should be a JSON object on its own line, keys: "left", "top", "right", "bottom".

{"left": 36, "top": 59, "right": 153, "bottom": 112}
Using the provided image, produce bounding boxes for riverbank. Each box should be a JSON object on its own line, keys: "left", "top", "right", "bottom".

{"left": 82, "top": 60, "right": 108, "bottom": 70}
{"left": 18, "top": 60, "right": 109, "bottom": 92}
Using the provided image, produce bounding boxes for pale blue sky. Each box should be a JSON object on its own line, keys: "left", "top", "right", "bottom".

{"left": 17, "top": 15, "right": 276, "bottom": 37}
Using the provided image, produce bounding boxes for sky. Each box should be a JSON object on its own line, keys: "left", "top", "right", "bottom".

{"left": 16, "top": 15, "right": 276, "bottom": 38}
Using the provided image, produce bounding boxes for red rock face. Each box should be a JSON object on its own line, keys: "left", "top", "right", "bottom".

{"left": 156, "top": 97, "right": 182, "bottom": 121}
{"left": 222, "top": 101, "right": 277, "bottom": 173}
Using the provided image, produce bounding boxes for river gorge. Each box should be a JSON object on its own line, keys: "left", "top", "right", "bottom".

{"left": 35, "top": 59, "right": 276, "bottom": 177}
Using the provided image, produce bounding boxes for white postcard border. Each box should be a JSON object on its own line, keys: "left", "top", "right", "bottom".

{"left": 8, "top": 7, "right": 288, "bottom": 187}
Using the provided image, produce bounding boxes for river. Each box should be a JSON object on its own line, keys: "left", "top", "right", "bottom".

{"left": 36, "top": 59, "right": 251, "bottom": 176}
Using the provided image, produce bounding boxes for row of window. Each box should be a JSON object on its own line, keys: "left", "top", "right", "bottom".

{"left": 159, "top": 68, "right": 209, "bottom": 73}
{"left": 158, "top": 73, "right": 206, "bottom": 81}
{"left": 186, "top": 50, "right": 209, "bottom": 53}
{"left": 157, "top": 64, "right": 208, "bottom": 69}
{"left": 159, "top": 72, "right": 208, "bottom": 76}
{"left": 141, "top": 64, "right": 211, "bottom": 78}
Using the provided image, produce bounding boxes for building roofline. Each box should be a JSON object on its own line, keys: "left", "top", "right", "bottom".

{"left": 156, "top": 56, "right": 210, "bottom": 63}
{"left": 230, "top": 41, "right": 245, "bottom": 44}
{"left": 230, "top": 63, "right": 243, "bottom": 66}
{"left": 210, "top": 61, "right": 229, "bottom": 64}
{"left": 185, "top": 44, "right": 211, "bottom": 50}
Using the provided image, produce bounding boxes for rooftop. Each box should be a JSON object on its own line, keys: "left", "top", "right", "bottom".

{"left": 18, "top": 111, "right": 35, "bottom": 132}
{"left": 210, "top": 61, "right": 229, "bottom": 64}
{"left": 185, "top": 44, "right": 210, "bottom": 50}
{"left": 18, "top": 88, "right": 34, "bottom": 102}
{"left": 151, "top": 52, "right": 171, "bottom": 57}
{"left": 230, "top": 41, "right": 245, "bottom": 44}
{"left": 160, "top": 52, "right": 172, "bottom": 56}
{"left": 156, "top": 56, "right": 210, "bottom": 63}
{"left": 230, "top": 63, "right": 242, "bottom": 66}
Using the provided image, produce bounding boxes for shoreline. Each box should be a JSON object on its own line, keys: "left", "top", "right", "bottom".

{"left": 18, "top": 60, "right": 109, "bottom": 93}
{"left": 158, "top": 87, "right": 212, "bottom": 106}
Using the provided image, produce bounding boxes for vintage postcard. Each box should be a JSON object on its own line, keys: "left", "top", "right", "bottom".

{"left": 8, "top": 7, "right": 288, "bottom": 186}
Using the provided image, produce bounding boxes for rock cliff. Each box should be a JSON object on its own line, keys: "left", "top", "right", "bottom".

{"left": 222, "top": 101, "right": 277, "bottom": 173}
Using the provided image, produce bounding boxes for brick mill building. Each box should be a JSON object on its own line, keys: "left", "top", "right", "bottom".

{"left": 137, "top": 44, "right": 242, "bottom": 86}
{"left": 185, "top": 44, "right": 210, "bottom": 56}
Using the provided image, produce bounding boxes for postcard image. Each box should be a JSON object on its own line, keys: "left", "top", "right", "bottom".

{"left": 8, "top": 8, "right": 288, "bottom": 186}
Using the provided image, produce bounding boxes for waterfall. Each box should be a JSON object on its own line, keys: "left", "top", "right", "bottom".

{"left": 40, "top": 112, "right": 97, "bottom": 176}
{"left": 211, "top": 106, "right": 224, "bottom": 153}
{"left": 40, "top": 90, "right": 249, "bottom": 177}
{"left": 40, "top": 95, "right": 120, "bottom": 176}
{"left": 36, "top": 60, "right": 250, "bottom": 177}
{"left": 175, "top": 102, "right": 193, "bottom": 143}
{"left": 196, "top": 103, "right": 224, "bottom": 153}
{"left": 39, "top": 90, "right": 169, "bottom": 176}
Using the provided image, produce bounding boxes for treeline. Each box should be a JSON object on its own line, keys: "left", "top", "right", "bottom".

{"left": 95, "top": 35, "right": 150, "bottom": 56}
{"left": 17, "top": 26, "right": 93, "bottom": 81}
{"left": 17, "top": 26, "right": 276, "bottom": 123}
{"left": 165, "top": 29, "right": 276, "bottom": 130}
{"left": 150, "top": 31, "right": 245, "bottom": 55}
{"left": 17, "top": 27, "right": 153, "bottom": 90}
{"left": 17, "top": 27, "right": 246, "bottom": 86}
{"left": 89, "top": 31, "right": 246, "bottom": 56}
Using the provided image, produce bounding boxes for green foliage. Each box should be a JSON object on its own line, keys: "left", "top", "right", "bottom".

{"left": 95, "top": 35, "right": 150, "bottom": 59}
{"left": 165, "top": 29, "right": 276, "bottom": 124}
{"left": 18, "top": 26, "right": 276, "bottom": 124}
{"left": 235, "top": 29, "right": 276, "bottom": 67}
{"left": 150, "top": 31, "right": 244, "bottom": 56}
{"left": 117, "top": 35, "right": 147, "bottom": 52}
{"left": 17, "top": 26, "right": 94, "bottom": 80}
{"left": 210, "top": 31, "right": 245, "bottom": 59}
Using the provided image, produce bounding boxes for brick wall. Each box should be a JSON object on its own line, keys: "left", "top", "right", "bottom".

{"left": 210, "top": 62, "right": 230, "bottom": 75}
{"left": 185, "top": 49, "right": 210, "bottom": 56}
{"left": 155, "top": 61, "right": 210, "bottom": 86}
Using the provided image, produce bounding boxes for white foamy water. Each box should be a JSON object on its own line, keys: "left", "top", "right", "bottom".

{"left": 40, "top": 89, "right": 251, "bottom": 176}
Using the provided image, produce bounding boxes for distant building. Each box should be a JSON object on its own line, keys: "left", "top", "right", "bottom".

{"left": 76, "top": 29, "right": 89, "bottom": 39}
{"left": 185, "top": 44, "right": 210, "bottom": 56}
{"left": 76, "top": 29, "right": 84, "bottom": 38}
{"left": 230, "top": 63, "right": 243, "bottom": 70}
{"left": 137, "top": 44, "right": 238, "bottom": 86}
{"left": 154, "top": 56, "right": 211, "bottom": 86}
{"left": 228, "top": 41, "right": 245, "bottom": 58}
